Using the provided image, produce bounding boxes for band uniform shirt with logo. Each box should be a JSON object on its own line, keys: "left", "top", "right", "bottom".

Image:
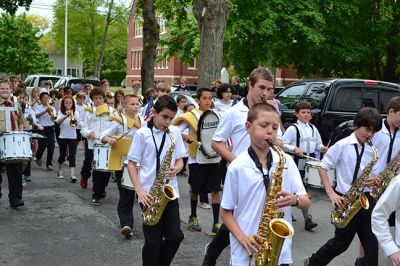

{"left": 282, "top": 120, "right": 324, "bottom": 169}
{"left": 371, "top": 118, "right": 400, "bottom": 175}
{"left": 81, "top": 105, "right": 117, "bottom": 149}
{"left": 0, "top": 97, "right": 24, "bottom": 131}
{"left": 34, "top": 104, "right": 56, "bottom": 127}
{"left": 57, "top": 111, "right": 80, "bottom": 139}
{"left": 320, "top": 132, "right": 375, "bottom": 195}
{"left": 127, "top": 125, "right": 186, "bottom": 200}
{"left": 212, "top": 99, "right": 283, "bottom": 157}
{"left": 371, "top": 175, "right": 400, "bottom": 257}
{"left": 221, "top": 148, "right": 306, "bottom": 265}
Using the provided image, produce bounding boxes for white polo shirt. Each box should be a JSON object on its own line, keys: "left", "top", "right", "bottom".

{"left": 213, "top": 99, "right": 282, "bottom": 157}
{"left": 127, "top": 125, "right": 186, "bottom": 199}
{"left": 283, "top": 120, "right": 324, "bottom": 154}
{"left": 34, "top": 104, "right": 56, "bottom": 127}
{"left": 372, "top": 175, "right": 400, "bottom": 257}
{"left": 57, "top": 111, "right": 80, "bottom": 139}
{"left": 320, "top": 132, "right": 375, "bottom": 194}
{"left": 371, "top": 119, "right": 400, "bottom": 175}
{"left": 221, "top": 148, "right": 306, "bottom": 265}
{"left": 100, "top": 115, "right": 146, "bottom": 141}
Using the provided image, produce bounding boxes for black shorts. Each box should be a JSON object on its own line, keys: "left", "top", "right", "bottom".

{"left": 188, "top": 163, "right": 221, "bottom": 194}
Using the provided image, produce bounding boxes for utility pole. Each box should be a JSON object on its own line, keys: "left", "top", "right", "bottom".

{"left": 64, "top": 0, "right": 68, "bottom": 76}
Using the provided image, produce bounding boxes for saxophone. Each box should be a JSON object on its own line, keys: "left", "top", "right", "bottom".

{"left": 330, "top": 140, "right": 378, "bottom": 229}
{"left": 142, "top": 128, "right": 177, "bottom": 226}
{"left": 371, "top": 150, "right": 400, "bottom": 200}
{"left": 249, "top": 139, "right": 295, "bottom": 266}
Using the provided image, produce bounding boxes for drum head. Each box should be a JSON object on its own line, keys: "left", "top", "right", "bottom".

{"left": 305, "top": 160, "right": 321, "bottom": 167}
{"left": 197, "top": 110, "right": 220, "bottom": 159}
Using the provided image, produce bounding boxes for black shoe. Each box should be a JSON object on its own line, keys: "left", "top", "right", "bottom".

{"left": 305, "top": 215, "right": 318, "bottom": 231}
{"left": 11, "top": 200, "right": 24, "bottom": 209}
{"left": 354, "top": 257, "right": 365, "bottom": 266}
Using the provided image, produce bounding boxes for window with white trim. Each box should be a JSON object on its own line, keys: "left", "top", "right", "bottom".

{"left": 135, "top": 18, "right": 143, "bottom": 37}
{"left": 131, "top": 50, "right": 142, "bottom": 70}
{"left": 155, "top": 48, "right": 168, "bottom": 69}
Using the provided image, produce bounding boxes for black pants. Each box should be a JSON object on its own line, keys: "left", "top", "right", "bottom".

{"left": 308, "top": 193, "right": 378, "bottom": 266}
{"left": 0, "top": 162, "right": 23, "bottom": 205}
{"left": 92, "top": 170, "right": 111, "bottom": 199}
{"left": 202, "top": 223, "right": 230, "bottom": 266}
{"left": 36, "top": 126, "right": 55, "bottom": 167}
{"left": 142, "top": 200, "right": 184, "bottom": 266}
{"left": 58, "top": 138, "right": 78, "bottom": 167}
{"left": 23, "top": 160, "right": 31, "bottom": 176}
{"left": 80, "top": 140, "right": 93, "bottom": 180}
{"left": 115, "top": 171, "right": 136, "bottom": 228}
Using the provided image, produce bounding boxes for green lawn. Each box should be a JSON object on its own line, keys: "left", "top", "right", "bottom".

{"left": 110, "top": 87, "right": 132, "bottom": 94}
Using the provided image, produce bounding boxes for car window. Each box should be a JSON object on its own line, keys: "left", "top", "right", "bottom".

{"left": 276, "top": 84, "right": 307, "bottom": 110}
{"left": 302, "top": 83, "right": 328, "bottom": 109}
{"left": 330, "top": 87, "right": 362, "bottom": 112}
{"left": 380, "top": 88, "right": 399, "bottom": 114}
{"left": 362, "top": 89, "right": 378, "bottom": 109}
{"left": 24, "top": 76, "right": 32, "bottom": 87}
{"left": 31, "top": 77, "right": 37, "bottom": 87}
{"left": 38, "top": 77, "right": 60, "bottom": 88}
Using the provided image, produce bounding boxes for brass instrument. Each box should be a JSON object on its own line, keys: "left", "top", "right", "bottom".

{"left": 249, "top": 139, "right": 294, "bottom": 266}
{"left": 371, "top": 150, "right": 400, "bottom": 200}
{"left": 69, "top": 112, "right": 77, "bottom": 127}
{"left": 330, "top": 140, "right": 378, "bottom": 229}
{"left": 48, "top": 107, "right": 57, "bottom": 121}
{"left": 142, "top": 128, "right": 177, "bottom": 226}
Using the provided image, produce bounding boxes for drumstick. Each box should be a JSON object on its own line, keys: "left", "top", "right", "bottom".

{"left": 115, "top": 131, "right": 131, "bottom": 143}
{"left": 287, "top": 152, "right": 319, "bottom": 161}
{"left": 188, "top": 139, "right": 202, "bottom": 146}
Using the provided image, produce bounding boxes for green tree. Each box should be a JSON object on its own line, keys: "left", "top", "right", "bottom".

{"left": 0, "top": 0, "right": 32, "bottom": 15}
{"left": 52, "top": 0, "right": 129, "bottom": 77}
{"left": 0, "top": 14, "right": 51, "bottom": 75}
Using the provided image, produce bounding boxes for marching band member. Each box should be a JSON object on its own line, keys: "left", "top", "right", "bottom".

{"left": 305, "top": 107, "right": 382, "bottom": 266}
{"left": 34, "top": 91, "right": 56, "bottom": 171}
{"left": 221, "top": 103, "right": 310, "bottom": 266}
{"left": 113, "top": 89, "right": 125, "bottom": 114}
{"left": 0, "top": 80, "right": 25, "bottom": 208}
{"left": 372, "top": 175, "right": 400, "bottom": 266}
{"left": 214, "top": 83, "right": 234, "bottom": 112}
{"left": 74, "top": 92, "right": 86, "bottom": 147}
{"left": 127, "top": 95, "right": 185, "bottom": 266}
{"left": 100, "top": 94, "right": 144, "bottom": 238}
{"left": 173, "top": 88, "right": 222, "bottom": 236}
{"left": 55, "top": 95, "right": 80, "bottom": 182}
{"left": 282, "top": 101, "right": 327, "bottom": 231}
{"left": 80, "top": 88, "right": 116, "bottom": 189}
{"left": 203, "top": 67, "right": 278, "bottom": 265}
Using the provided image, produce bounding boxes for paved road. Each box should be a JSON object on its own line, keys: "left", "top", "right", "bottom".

{"left": 0, "top": 146, "right": 389, "bottom": 265}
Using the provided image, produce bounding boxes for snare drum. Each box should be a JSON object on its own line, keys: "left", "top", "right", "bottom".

{"left": 305, "top": 160, "right": 336, "bottom": 188}
{"left": 121, "top": 160, "right": 140, "bottom": 190}
{"left": 92, "top": 143, "right": 111, "bottom": 171}
{"left": 0, "top": 131, "right": 32, "bottom": 163}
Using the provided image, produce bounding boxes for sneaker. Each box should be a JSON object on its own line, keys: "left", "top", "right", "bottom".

{"left": 305, "top": 215, "right": 318, "bottom": 231}
{"left": 211, "top": 223, "right": 221, "bottom": 237}
{"left": 36, "top": 159, "right": 42, "bottom": 167}
{"left": 120, "top": 226, "right": 133, "bottom": 239}
{"left": 24, "top": 175, "right": 32, "bottom": 182}
{"left": 47, "top": 165, "right": 53, "bottom": 171}
{"left": 354, "top": 257, "right": 365, "bottom": 266}
{"left": 304, "top": 257, "right": 310, "bottom": 266}
{"left": 80, "top": 177, "right": 88, "bottom": 189}
{"left": 22, "top": 179, "right": 26, "bottom": 186}
{"left": 199, "top": 202, "right": 211, "bottom": 209}
{"left": 188, "top": 216, "right": 202, "bottom": 232}
{"left": 10, "top": 199, "right": 24, "bottom": 209}
{"left": 70, "top": 176, "right": 78, "bottom": 183}
{"left": 92, "top": 198, "right": 101, "bottom": 206}
{"left": 57, "top": 170, "right": 64, "bottom": 179}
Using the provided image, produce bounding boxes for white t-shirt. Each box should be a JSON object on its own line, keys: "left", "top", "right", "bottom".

{"left": 221, "top": 148, "right": 306, "bottom": 265}
{"left": 320, "top": 132, "right": 376, "bottom": 194}
{"left": 214, "top": 100, "right": 233, "bottom": 112}
{"left": 34, "top": 104, "right": 56, "bottom": 127}
{"left": 100, "top": 115, "right": 146, "bottom": 141}
{"left": 127, "top": 125, "right": 186, "bottom": 199}
{"left": 57, "top": 111, "right": 80, "bottom": 139}
{"left": 213, "top": 99, "right": 282, "bottom": 157}
{"left": 371, "top": 119, "right": 400, "bottom": 175}
{"left": 283, "top": 120, "right": 324, "bottom": 153}
{"left": 75, "top": 104, "right": 86, "bottom": 129}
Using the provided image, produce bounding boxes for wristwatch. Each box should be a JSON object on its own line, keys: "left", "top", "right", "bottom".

{"left": 291, "top": 195, "right": 300, "bottom": 207}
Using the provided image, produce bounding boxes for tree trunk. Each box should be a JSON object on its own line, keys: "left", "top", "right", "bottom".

{"left": 94, "top": 0, "right": 114, "bottom": 78}
{"left": 193, "top": 0, "right": 231, "bottom": 89}
{"left": 141, "top": 0, "right": 159, "bottom": 91}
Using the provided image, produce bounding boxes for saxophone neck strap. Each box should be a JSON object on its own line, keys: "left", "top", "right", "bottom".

{"left": 248, "top": 146, "right": 273, "bottom": 192}
{"left": 352, "top": 143, "right": 365, "bottom": 184}
{"left": 148, "top": 122, "right": 168, "bottom": 175}
{"left": 384, "top": 119, "right": 398, "bottom": 164}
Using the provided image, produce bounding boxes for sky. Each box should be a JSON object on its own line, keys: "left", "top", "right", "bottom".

{"left": 17, "top": 0, "right": 56, "bottom": 20}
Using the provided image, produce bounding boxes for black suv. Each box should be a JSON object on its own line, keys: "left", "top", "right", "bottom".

{"left": 276, "top": 79, "right": 400, "bottom": 144}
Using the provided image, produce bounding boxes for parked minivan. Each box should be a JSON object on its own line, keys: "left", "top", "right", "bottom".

{"left": 276, "top": 79, "right": 400, "bottom": 144}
